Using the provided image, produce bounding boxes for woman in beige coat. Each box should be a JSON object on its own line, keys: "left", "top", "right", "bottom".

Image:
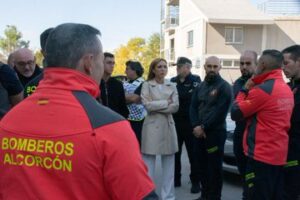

{"left": 141, "top": 58, "right": 179, "bottom": 200}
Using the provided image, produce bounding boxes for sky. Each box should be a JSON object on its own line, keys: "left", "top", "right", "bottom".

{"left": 0, "top": 0, "right": 265, "bottom": 52}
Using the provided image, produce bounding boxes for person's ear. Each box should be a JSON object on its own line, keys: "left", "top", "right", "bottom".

{"left": 261, "top": 61, "right": 267, "bottom": 71}
{"left": 82, "top": 54, "right": 94, "bottom": 75}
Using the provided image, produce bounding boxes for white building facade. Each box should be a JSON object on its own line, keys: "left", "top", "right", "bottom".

{"left": 161, "top": 0, "right": 300, "bottom": 83}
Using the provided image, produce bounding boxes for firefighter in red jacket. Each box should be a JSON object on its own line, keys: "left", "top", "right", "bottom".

{"left": 0, "top": 23, "right": 157, "bottom": 200}
{"left": 231, "top": 50, "right": 294, "bottom": 200}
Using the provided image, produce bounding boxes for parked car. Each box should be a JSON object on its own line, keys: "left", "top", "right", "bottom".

{"left": 223, "top": 115, "right": 239, "bottom": 174}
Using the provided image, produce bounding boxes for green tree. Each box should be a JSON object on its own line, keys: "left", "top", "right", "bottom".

{"left": 114, "top": 45, "right": 130, "bottom": 75}
{"left": 0, "top": 25, "right": 30, "bottom": 56}
{"left": 143, "top": 33, "right": 161, "bottom": 77}
{"left": 34, "top": 50, "right": 44, "bottom": 67}
{"left": 114, "top": 37, "right": 146, "bottom": 76}
{"left": 113, "top": 33, "right": 160, "bottom": 78}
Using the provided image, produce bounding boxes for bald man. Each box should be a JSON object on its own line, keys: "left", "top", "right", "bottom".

{"left": 13, "top": 48, "right": 42, "bottom": 86}
{"left": 23, "top": 28, "right": 54, "bottom": 98}
{"left": 231, "top": 50, "right": 294, "bottom": 200}
{"left": 7, "top": 52, "right": 15, "bottom": 68}
{"left": 190, "top": 56, "right": 232, "bottom": 200}
{"left": 232, "top": 50, "right": 257, "bottom": 200}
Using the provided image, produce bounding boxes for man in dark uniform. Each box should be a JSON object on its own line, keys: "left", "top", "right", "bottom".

{"left": 171, "top": 57, "right": 201, "bottom": 193}
{"left": 100, "top": 52, "right": 129, "bottom": 118}
{"left": 282, "top": 45, "right": 300, "bottom": 200}
{"left": 23, "top": 28, "right": 53, "bottom": 98}
{"left": 232, "top": 50, "right": 257, "bottom": 200}
{"left": 13, "top": 48, "right": 42, "bottom": 87}
{"left": 0, "top": 62, "right": 23, "bottom": 119}
{"left": 190, "top": 56, "right": 232, "bottom": 200}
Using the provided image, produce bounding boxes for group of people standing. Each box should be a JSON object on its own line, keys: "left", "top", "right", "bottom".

{"left": 0, "top": 22, "right": 299, "bottom": 200}
{"left": 99, "top": 52, "right": 233, "bottom": 200}
{"left": 113, "top": 47, "right": 300, "bottom": 200}
{"left": 230, "top": 48, "right": 300, "bottom": 200}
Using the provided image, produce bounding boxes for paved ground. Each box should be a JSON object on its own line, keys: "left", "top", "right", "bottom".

{"left": 153, "top": 145, "right": 243, "bottom": 200}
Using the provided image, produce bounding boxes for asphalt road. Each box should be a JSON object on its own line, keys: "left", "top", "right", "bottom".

{"left": 152, "top": 145, "right": 243, "bottom": 200}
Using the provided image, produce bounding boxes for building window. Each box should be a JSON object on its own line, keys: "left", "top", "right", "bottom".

{"left": 221, "top": 59, "right": 240, "bottom": 68}
{"left": 225, "top": 27, "right": 243, "bottom": 44}
{"left": 223, "top": 60, "right": 233, "bottom": 67}
{"left": 234, "top": 60, "right": 240, "bottom": 67}
{"left": 187, "top": 30, "right": 194, "bottom": 47}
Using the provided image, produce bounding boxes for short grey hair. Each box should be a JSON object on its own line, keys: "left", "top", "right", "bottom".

{"left": 45, "top": 23, "right": 101, "bottom": 68}
{"left": 241, "top": 50, "right": 258, "bottom": 64}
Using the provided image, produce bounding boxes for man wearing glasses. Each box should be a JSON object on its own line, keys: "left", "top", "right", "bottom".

{"left": 13, "top": 48, "right": 42, "bottom": 87}
{"left": 190, "top": 56, "right": 232, "bottom": 200}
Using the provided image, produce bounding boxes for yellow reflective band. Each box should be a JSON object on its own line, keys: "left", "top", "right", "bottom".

{"left": 37, "top": 100, "right": 49, "bottom": 105}
{"left": 248, "top": 183, "right": 254, "bottom": 188}
{"left": 285, "top": 160, "right": 299, "bottom": 168}
{"left": 207, "top": 146, "right": 218, "bottom": 154}
{"left": 245, "top": 172, "right": 255, "bottom": 181}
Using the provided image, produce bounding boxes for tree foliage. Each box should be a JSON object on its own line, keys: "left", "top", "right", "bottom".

{"left": 0, "top": 25, "right": 30, "bottom": 56}
{"left": 113, "top": 33, "right": 160, "bottom": 78}
{"left": 34, "top": 50, "right": 44, "bottom": 67}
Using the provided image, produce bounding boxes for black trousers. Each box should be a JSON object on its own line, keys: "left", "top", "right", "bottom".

{"left": 129, "top": 119, "right": 144, "bottom": 147}
{"left": 283, "top": 138, "right": 300, "bottom": 200}
{"left": 233, "top": 132, "right": 248, "bottom": 200}
{"left": 195, "top": 130, "right": 226, "bottom": 200}
{"left": 174, "top": 120, "right": 199, "bottom": 184}
{"left": 245, "top": 158, "right": 284, "bottom": 200}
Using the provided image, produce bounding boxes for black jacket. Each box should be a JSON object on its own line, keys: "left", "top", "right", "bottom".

{"left": 24, "top": 73, "right": 44, "bottom": 98}
{"left": 232, "top": 76, "right": 249, "bottom": 137}
{"left": 100, "top": 77, "right": 129, "bottom": 118}
{"left": 288, "top": 80, "right": 300, "bottom": 139}
{"left": 15, "top": 65, "right": 42, "bottom": 87}
{"left": 0, "top": 63, "right": 23, "bottom": 118}
{"left": 171, "top": 73, "right": 201, "bottom": 121}
{"left": 190, "top": 75, "right": 232, "bottom": 132}
{"left": 287, "top": 79, "right": 300, "bottom": 161}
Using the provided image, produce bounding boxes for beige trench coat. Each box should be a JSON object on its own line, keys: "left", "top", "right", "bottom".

{"left": 141, "top": 79, "right": 179, "bottom": 155}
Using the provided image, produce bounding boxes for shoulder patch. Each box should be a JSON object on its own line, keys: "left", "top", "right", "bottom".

{"left": 73, "top": 91, "right": 124, "bottom": 129}
{"left": 258, "top": 79, "right": 275, "bottom": 95}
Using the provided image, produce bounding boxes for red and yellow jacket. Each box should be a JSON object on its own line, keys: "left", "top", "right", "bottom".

{"left": 0, "top": 68, "right": 154, "bottom": 200}
{"left": 231, "top": 69, "right": 294, "bottom": 165}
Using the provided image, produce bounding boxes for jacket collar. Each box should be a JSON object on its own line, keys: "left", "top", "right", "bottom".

{"left": 175, "top": 73, "right": 192, "bottom": 83}
{"left": 148, "top": 79, "right": 172, "bottom": 86}
{"left": 128, "top": 77, "right": 144, "bottom": 83}
{"left": 38, "top": 67, "right": 100, "bottom": 98}
{"left": 204, "top": 74, "right": 222, "bottom": 84}
{"left": 252, "top": 69, "right": 283, "bottom": 85}
{"left": 15, "top": 65, "right": 42, "bottom": 85}
{"left": 292, "top": 78, "right": 300, "bottom": 86}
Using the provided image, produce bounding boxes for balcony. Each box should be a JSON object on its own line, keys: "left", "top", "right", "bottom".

{"left": 167, "top": 0, "right": 179, "bottom": 6}
{"left": 165, "top": 15, "right": 179, "bottom": 34}
{"left": 170, "top": 48, "right": 175, "bottom": 61}
{"left": 160, "top": 38, "right": 165, "bottom": 50}
{"left": 165, "top": 48, "right": 176, "bottom": 63}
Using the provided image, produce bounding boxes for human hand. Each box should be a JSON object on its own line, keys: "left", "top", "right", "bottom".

{"left": 244, "top": 78, "right": 255, "bottom": 90}
{"left": 193, "top": 126, "right": 206, "bottom": 138}
{"left": 167, "top": 97, "right": 173, "bottom": 105}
